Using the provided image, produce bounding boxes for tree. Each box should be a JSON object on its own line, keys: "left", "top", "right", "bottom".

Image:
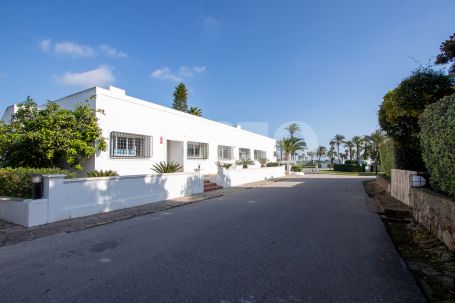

{"left": 0, "top": 97, "right": 107, "bottom": 170}
{"left": 370, "top": 130, "right": 386, "bottom": 173}
{"left": 331, "top": 134, "right": 345, "bottom": 162}
{"left": 362, "top": 135, "right": 372, "bottom": 160}
{"left": 378, "top": 68, "right": 454, "bottom": 171}
{"left": 276, "top": 139, "right": 284, "bottom": 161}
{"left": 285, "top": 123, "right": 301, "bottom": 138}
{"left": 307, "top": 151, "right": 315, "bottom": 161}
{"left": 435, "top": 33, "right": 455, "bottom": 76}
{"left": 316, "top": 145, "right": 326, "bottom": 162}
{"left": 172, "top": 83, "right": 189, "bottom": 112}
{"left": 344, "top": 141, "right": 354, "bottom": 160}
{"left": 188, "top": 106, "right": 202, "bottom": 117}
{"left": 351, "top": 136, "right": 363, "bottom": 160}
{"left": 282, "top": 137, "right": 306, "bottom": 161}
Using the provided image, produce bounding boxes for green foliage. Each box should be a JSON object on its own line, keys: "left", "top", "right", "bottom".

{"left": 151, "top": 161, "right": 182, "bottom": 174}
{"left": 86, "top": 170, "right": 119, "bottom": 177}
{"left": 334, "top": 164, "right": 365, "bottom": 172}
{"left": 378, "top": 68, "right": 454, "bottom": 170}
{"left": 331, "top": 134, "right": 345, "bottom": 161}
{"left": 352, "top": 136, "right": 363, "bottom": 160}
{"left": 0, "top": 97, "right": 106, "bottom": 171}
{"left": 257, "top": 158, "right": 268, "bottom": 167}
{"left": 285, "top": 123, "right": 301, "bottom": 138}
{"left": 379, "top": 139, "right": 396, "bottom": 177}
{"left": 172, "top": 83, "right": 189, "bottom": 112}
{"left": 419, "top": 94, "right": 455, "bottom": 197}
{"left": 215, "top": 161, "right": 233, "bottom": 169}
{"left": 291, "top": 165, "right": 301, "bottom": 172}
{"left": 282, "top": 137, "right": 306, "bottom": 160}
{"left": 0, "top": 167, "right": 74, "bottom": 198}
{"left": 188, "top": 106, "right": 202, "bottom": 117}
{"left": 435, "top": 33, "right": 455, "bottom": 76}
{"left": 344, "top": 160, "right": 358, "bottom": 165}
{"left": 235, "top": 159, "right": 255, "bottom": 169}
{"left": 266, "top": 162, "right": 280, "bottom": 167}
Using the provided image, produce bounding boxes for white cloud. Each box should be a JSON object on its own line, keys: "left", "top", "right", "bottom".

{"left": 150, "top": 66, "right": 206, "bottom": 82}
{"left": 39, "top": 39, "right": 51, "bottom": 51}
{"left": 204, "top": 16, "right": 219, "bottom": 31}
{"left": 54, "top": 41, "right": 96, "bottom": 58}
{"left": 56, "top": 65, "right": 115, "bottom": 88}
{"left": 99, "top": 44, "right": 128, "bottom": 59}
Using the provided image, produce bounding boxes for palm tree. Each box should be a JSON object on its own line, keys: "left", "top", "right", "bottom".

{"left": 188, "top": 106, "right": 202, "bottom": 116}
{"left": 275, "top": 139, "right": 285, "bottom": 161}
{"left": 352, "top": 136, "right": 363, "bottom": 160}
{"left": 344, "top": 140, "right": 354, "bottom": 160}
{"left": 285, "top": 123, "right": 301, "bottom": 138}
{"left": 317, "top": 145, "right": 327, "bottom": 162}
{"left": 362, "top": 135, "right": 372, "bottom": 160}
{"left": 332, "top": 134, "right": 345, "bottom": 162}
{"left": 282, "top": 137, "right": 306, "bottom": 162}
{"left": 370, "top": 130, "right": 386, "bottom": 173}
{"left": 307, "top": 151, "right": 315, "bottom": 161}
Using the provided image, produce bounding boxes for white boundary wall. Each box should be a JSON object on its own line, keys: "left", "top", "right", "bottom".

{"left": 216, "top": 166, "right": 285, "bottom": 188}
{"left": 0, "top": 172, "right": 203, "bottom": 227}
{"left": 391, "top": 169, "right": 417, "bottom": 206}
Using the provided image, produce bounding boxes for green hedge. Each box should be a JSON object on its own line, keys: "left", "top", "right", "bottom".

{"left": 334, "top": 164, "right": 365, "bottom": 172}
{"left": 419, "top": 94, "right": 455, "bottom": 197}
{"left": 266, "top": 162, "right": 280, "bottom": 167}
{"left": 291, "top": 165, "right": 301, "bottom": 172}
{"left": 379, "top": 139, "right": 396, "bottom": 177}
{"left": 0, "top": 168, "right": 74, "bottom": 198}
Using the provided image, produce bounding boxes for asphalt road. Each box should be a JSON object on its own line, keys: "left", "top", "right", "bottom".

{"left": 0, "top": 175, "right": 424, "bottom": 303}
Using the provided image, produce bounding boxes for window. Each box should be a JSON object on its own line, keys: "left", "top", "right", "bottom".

{"left": 254, "top": 150, "right": 267, "bottom": 160}
{"left": 110, "top": 132, "right": 151, "bottom": 158}
{"left": 218, "top": 145, "right": 233, "bottom": 160}
{"left": 239, "top": 148, "right": 251, "bottom": 160}
{"left": 187, "top": 141, "right": 208, "bottom": 159}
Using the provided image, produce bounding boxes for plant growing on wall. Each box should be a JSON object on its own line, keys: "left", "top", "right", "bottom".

{"left": 235, "top": 159, "right": 255, "bottom": 169}
{"left": 0, "top": 97, "right": 107, "bottom": 171}
{"left": 151, "top": 161, "right": 182, "bottom": 174}
{"left": 87, "top": 170, "right": 119, "bottom": 177}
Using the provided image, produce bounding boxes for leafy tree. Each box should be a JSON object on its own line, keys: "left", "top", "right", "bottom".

{"left": 435, "top": 33, "right": 455, "bottom": 76}
{"left": 331, "top": 134, "right": 345, "bottom": 161}
{"left": 188, "top": 106, "right": 202, "bottom": 116}
{"left": 0, "top": 97, "right": 106, "bottom": 170}
{"left": 285, "top": 123, "right": 301, "bottom": 138}
{"left": 378, "top": 68, "right": 454, "bottom": 170}
{"left": 351, "top": 136, "right": 363, "bottom": 160}
{"left": 172, "top": 83, "right": 189, "bottom": 112}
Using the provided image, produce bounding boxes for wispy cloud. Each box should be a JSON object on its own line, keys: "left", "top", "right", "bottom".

{"left": 150, "top": 66, "right": 206, "bottom": 82}
{"left": 204, "top": 16, "right": 219, "bottom": 31}
{"left": 99, "top": 44, "right": 128, "bottom": 59}
{"left": 56, "top": 65, "right": 115, "bottom": 88}
{"left": 39, "top": 39, "right": 127, "bottom": 59}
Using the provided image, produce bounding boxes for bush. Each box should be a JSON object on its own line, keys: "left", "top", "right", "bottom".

{"left": 344, "top": 160, "right": 358, "bottom": 165}
{"left": 379, "top": 139, "right": 396, "bottom": 177}
{"left": 151, "top": 161, "right": 182, "bottom": 174}
{"left": 291, "top": 165, "right": 301, "bottom": 172}
{"left": 420, "top": 94, "right": 455, "bottom": 197}
{"left": 334, "top": 164, "right": 365, "bottom": 172}
{"left": 86, "top": 170, "right": 118, "bottom": 177}
{"left": 266, "top": 162, "right": 280, "bottom": 167}
{"left": 327, "top": 163, "right": 334, "bottom": 168}
{"left": 0, "top": 167, "right": 74, "bottom": 198}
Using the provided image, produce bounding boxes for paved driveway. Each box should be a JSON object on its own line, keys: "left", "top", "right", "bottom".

{"left": 0, "top": 175, "right": 424, "bottom": 302}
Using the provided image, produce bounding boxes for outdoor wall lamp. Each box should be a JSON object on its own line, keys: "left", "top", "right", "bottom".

{"left": 31, "top": 174, "right": 43, "bottom": 199}
{"left": 410, "top": 174, "right": 426, "bottom": 188}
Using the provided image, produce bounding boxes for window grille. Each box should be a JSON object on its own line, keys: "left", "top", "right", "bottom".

{"left": 254, "top": 150, "right": 267, "bottom": 160}
{"left": 187, "top": 141, "right": 209, "bottom": 159}
{"left": 110, "top": 132, "right": 152, "bottom": 158}
{"left": 217, "top": 145, "right": 233, "bottom": 160}
{"left": 239, "top": 148, "right": 251, "bottom": 160}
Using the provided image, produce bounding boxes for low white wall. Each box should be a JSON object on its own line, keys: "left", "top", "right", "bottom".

{"left": 391, "top": 169, "right": 417, "bottom": 206}
{"left": 0, "top": 172, "right": 203, "bottom": 227}
{"left": 216, "top": 166, "right": 285, "bottom": 188}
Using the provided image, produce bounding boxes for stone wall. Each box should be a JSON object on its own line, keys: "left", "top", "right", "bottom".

{"left": 410, "top": 187, "right": 455, "bottom": 251}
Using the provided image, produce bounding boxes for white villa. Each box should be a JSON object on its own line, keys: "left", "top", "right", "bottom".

{"left": 1, "top": 86, "right": 277, "bottom": 176}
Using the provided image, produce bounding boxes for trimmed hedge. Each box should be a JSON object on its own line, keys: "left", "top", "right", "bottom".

{"left": 379, "top": 139, "right": 396, "bottom": 177}
{"left": 266, "top": 162, "right": 280, "bottom": 167}
{"left": 291, "top": 165, "right": 301, "bottom": 172}
{"left": 334, "top": 164, "right": 365, "bottom": 172}
{"left": 0, "top": 168, "right": 74, "bottom": 198}
{"left": 419, "top": 94, "right": 455, "bottom": 197}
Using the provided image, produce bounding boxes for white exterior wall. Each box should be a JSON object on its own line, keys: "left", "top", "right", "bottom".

{"left": 216, "top": 166, "right": 286, "bottom": 187}
{"left": 54, "top": 86, "right": 276, "bottom": 176}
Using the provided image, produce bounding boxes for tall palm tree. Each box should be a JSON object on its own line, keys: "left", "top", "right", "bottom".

{"left": 344, "top": 140, "right": 354, "bottom": 160}
{"left": 332, "top": 134, "right": 345, "bottom": 162}
{"left": 282, "top": 137, "right": 306, "bottom": 161}
{"left": 275, "top": 139, "right": 284, "bottom": 161}
{"left": 370, "top": 130, "right": 386, "bottom": 173}
{"left": 307, "top": 151, "right": 315, "bottom": 161}
{"left": 317, "top": 145, "right": 327, "bottom": 162}
{"left": 362, "top": 135, "right": 372, "bottom": 160}
{"left": 352, "top": 136, "right": 363, "bottom": 160}
{"left": 285, "top": 123, "right": 301, "bottom": 138}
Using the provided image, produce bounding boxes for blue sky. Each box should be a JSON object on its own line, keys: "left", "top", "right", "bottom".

{"left": 0, "top": 0, "right": 454, "bottom": 150}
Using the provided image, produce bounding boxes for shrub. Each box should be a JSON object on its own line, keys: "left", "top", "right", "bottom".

{"left": 327, "top": 163, "right": 334, "bottom": 168}
{"left": 419, "top": 94, "right": 455, "bottom": 197}
{"left": 379, "top": 139, "right": 396, "bottom": 177}
{"left": 86, "top": 170, "right": 119, "bottom": 177}
{"left": 215, "top": 161, "right": 233, "bottom": 169}
{"left": 334, "top": 164, "right": 365, "bottom": 172}
{"left": 235, "top": 159, "right": 255, "bottom": 169}
{"left": 266, "top": 162, "right": 280, "bottom": 167}
{"left": 0, "top": 167, "right": 74, "bottom": 198}
{"left": 151, "top": 161, "right": 182, "bottom": 174}
{"left": 344, "top": 160, "right": 358, "bottom": 165}
{"left": 257, "top": 158, "right": 268, "bottom": 167}
{"left": 291, "top": 165, "right": 301, "bottom": 172}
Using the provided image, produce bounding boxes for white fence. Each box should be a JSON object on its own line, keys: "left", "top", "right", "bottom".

{"left": 0, "top": 172, "right": 203, "bottom": 227}
{"left": 216, "top": 166, "right": 286, "bottom": 187}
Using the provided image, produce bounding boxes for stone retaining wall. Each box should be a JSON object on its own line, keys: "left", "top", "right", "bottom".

{"left": 410, "top": 187, "right": 455, "bottom": 251}
{"left": 376, "top": 175, "right": 390, "bottom": 192}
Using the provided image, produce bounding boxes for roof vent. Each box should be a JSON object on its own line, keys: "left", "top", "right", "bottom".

{"left": 108, "top": 86, "right": 125, "bottom": 95}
